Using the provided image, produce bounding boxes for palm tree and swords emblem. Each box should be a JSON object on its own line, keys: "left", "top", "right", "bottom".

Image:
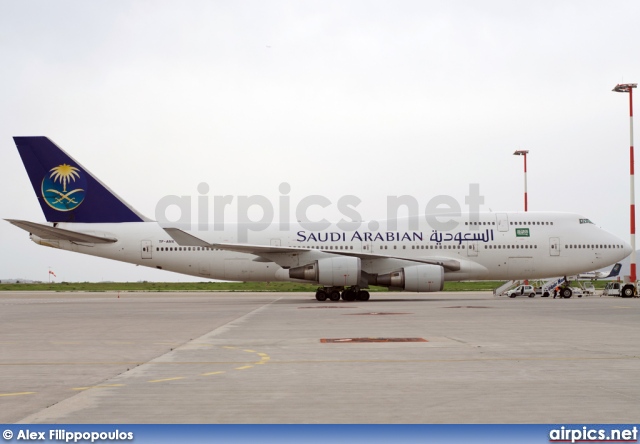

{"left": 41, "top": 164, "right": 87, "bottom": 211}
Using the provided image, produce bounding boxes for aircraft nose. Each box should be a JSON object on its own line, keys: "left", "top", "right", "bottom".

{"left": 623, "top": 241, "right": 633, "bottom": 257}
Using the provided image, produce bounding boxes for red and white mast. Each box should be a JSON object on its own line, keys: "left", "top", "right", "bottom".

{"left": 514, "top": 150, "right": 529, "bottom": 212}
{"left": 613, "top": 83, "right": 637, "bottom": 283}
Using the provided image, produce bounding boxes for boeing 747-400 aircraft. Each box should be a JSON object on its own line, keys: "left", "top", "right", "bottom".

{"left": 7, "top": 137, "right": 632, "bottom": 301}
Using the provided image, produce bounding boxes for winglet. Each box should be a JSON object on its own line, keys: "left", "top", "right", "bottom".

{"left": 13, "top": 137, "right": 150, "bottom": 223}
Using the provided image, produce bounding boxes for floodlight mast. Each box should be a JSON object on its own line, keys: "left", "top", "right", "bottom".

{"left": 513, "top": 150, "right": 529, "bottom": 212}
{"left": 613, "top": 83, "right": 637, "bottom": 284}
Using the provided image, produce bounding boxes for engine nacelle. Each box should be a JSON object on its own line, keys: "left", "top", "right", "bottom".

{"left": 376, "top": 264, "right": 444, "bottom": 292}
{"left": 289, "top": 257, "right": 361, "bottom": 286}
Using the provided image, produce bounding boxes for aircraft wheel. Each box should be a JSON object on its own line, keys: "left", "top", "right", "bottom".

{"left": 561, "top": 288, "right": 573, "bottom": 298}
{"left": 315, "top": 290, "right": 327, "bottom": 302}
{"left": 357, "top": 290, "right": 370, "bottom": 301}
{"left": 329, "top": 290, "right": 341, "bottom": 301}
{"left": 342, "top": 289, "right": 356, "bottom": 301}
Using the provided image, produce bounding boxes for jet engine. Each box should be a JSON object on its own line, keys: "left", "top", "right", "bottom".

{"left": 289, "top": 257, "right": 361, "bottom": 286}
{"left": 375, "top": 264, "right": 444, "bottom": 292}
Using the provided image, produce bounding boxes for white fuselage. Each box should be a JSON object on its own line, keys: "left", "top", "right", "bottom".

{"left": 32, "top": 211, "right": 631, "bottom": 285}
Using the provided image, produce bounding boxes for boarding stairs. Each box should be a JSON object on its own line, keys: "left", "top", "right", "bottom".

{"left": 494, "top": 280, "right": 520, "bottom": 296}
{"left": 542, "top": 276, "right": 566, "bottom": 294}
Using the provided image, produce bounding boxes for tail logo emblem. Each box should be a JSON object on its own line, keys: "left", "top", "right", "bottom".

{"left": 41, "top": 164, "right": 87, "bottom": 211}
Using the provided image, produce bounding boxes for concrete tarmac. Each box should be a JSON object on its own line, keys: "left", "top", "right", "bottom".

{"left": 0, "top": 291, "right": 638, "bottom": 424}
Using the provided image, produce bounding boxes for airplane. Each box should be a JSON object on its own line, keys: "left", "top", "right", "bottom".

{"left": 575, "top": 263, "right": 622, "bottom": 280}
{"left": 6, "top": 136, "right": 633, "bottom": 301}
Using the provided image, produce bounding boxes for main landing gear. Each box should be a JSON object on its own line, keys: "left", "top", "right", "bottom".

{"left": 558, "top": 276, "right": 581, "bottom": 298}
{"left": 315, "top": 286, "right": 370, "bottom": 302}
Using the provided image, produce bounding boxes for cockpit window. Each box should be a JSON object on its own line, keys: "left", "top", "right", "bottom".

{"left": 579, "top": 218, "right": 594, "bottom": 224}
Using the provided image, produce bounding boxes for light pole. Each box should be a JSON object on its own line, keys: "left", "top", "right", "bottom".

{"left": 513, "top": 150, "right": 529, "bottom": 212}
{"left": 613, "top": 83, "right": 637, "bottom": 284}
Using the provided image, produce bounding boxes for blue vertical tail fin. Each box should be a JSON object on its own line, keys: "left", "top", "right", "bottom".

{"left": 13, "top": 136, "right": 150, "bottom": 223}
{"left": 607, "top": 263, "right": 622, "bottom": 278}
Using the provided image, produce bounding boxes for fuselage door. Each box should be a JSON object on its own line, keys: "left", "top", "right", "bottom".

{"left": 549, "top": 237, "right": 560, "bottom": 256}
{"left": 467, "top": 241, "right": 478, "bottom": 257}
{"left": 141, "top": 240, "right": 152, "bottom": 259}
{"left": 496, "top": 213, "right": 509, "bottom": 232}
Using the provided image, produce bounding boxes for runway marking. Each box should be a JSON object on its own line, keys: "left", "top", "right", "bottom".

{"left": 0, "top": 391, "right": 36, "bottom": 397}
{"left": 255, "top": 356, "right": 271, "bottom": 364}
{"left": 321, "top": 337, "right": 427, "bottom": 343}
{"left": 148, "top": 377, "right": 185, "bottom": 383}
{"left": 5, "top": 346, "right": 272, "bottom": 396}
{"left": 72, "top": 384, "right": 125, "bottom": 391}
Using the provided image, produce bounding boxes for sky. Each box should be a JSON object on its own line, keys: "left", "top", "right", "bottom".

{"left": 1, "top": 0, "right": 639, "bottom": 282}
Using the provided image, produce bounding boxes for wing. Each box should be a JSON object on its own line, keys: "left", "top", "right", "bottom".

{"left": 163, "top": 228, "right": 460, "bottom": 272}
{"left": 6, "top": 219, "right": 117, "bottom": 244}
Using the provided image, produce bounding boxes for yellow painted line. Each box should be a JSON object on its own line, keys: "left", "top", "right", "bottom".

{"left": 257, "top": 353, "right": 269, "bottom": 357}
{"left": 235, "top": 365, "right": 253, "bottom": 370}
{"left": 223, "top": 346, "right": 237, "bottom": 350}
{"left": 72, "top": 384, "right": 125, "bottom": 391}
{"left": 148, "top": 377, "right": 185, "bottom": 383}
{"left": 243, "top": 349, "right": 256, "bottom": 353}
{"left": 0, "top": 392, "right": 36, "bottom": 397}
{"left": 201, "top": 371, "right": 226, "bottom": 376}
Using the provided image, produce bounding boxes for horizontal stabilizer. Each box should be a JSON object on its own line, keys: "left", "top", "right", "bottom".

{"left": 6, "top": 219, "right": 117, "bottom": 244}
